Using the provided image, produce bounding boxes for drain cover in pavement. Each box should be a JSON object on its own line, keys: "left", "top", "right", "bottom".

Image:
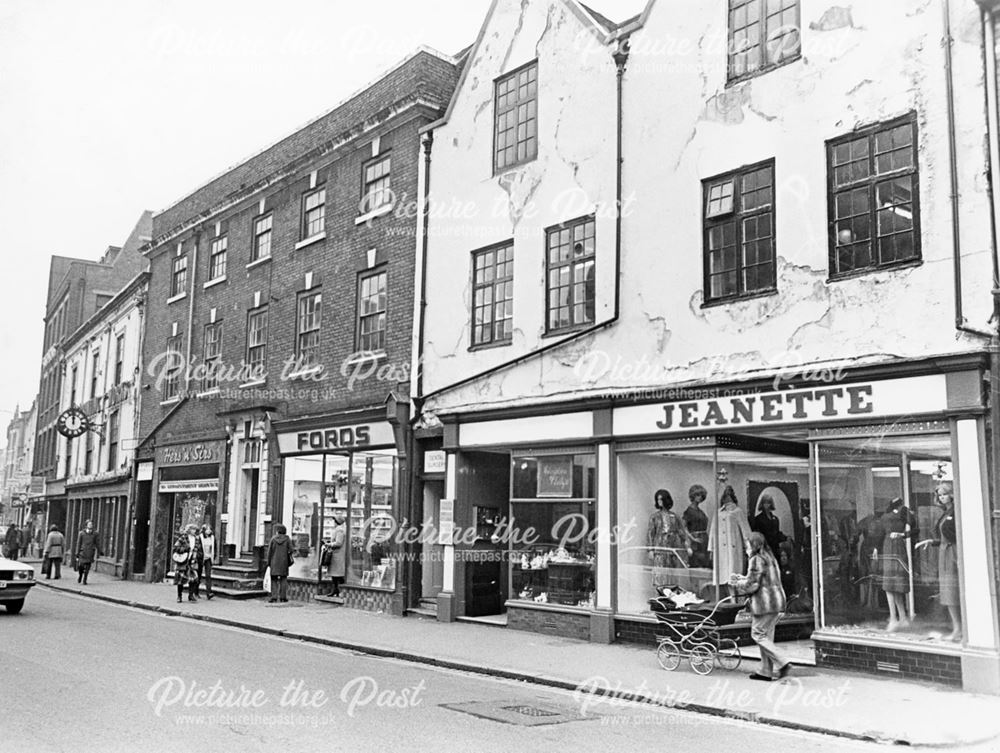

{"left": 440, "top": 699, "right": 594, "bottom": 727}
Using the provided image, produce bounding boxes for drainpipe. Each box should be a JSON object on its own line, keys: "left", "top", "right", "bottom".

{"left": 414, "top": 131, "right": 434, "bottom": 407}
{"left": 418, "top": 38, "right": 631, "bottom": 405}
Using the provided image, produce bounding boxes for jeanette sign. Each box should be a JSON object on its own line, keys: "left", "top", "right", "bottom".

{"left": 612, "top": 374, "right": 949, "bottom": 437}
{"left": 277, "top": 421, "right": 396, "bottom": 455}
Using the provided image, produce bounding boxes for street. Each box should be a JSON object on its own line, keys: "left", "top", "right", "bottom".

{"left": 2, "top": 589, "right": 888, "bottom": 753}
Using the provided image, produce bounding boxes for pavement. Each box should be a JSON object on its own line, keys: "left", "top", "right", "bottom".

{"left": 24, "top": 562, "right": 1000, "bottom": 748}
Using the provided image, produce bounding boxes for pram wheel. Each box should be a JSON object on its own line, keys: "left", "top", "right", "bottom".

{"left": 688, "top": 644, "right": 715, "bottom": 675}
{"left": 656, "top": 640, "right": 681, "bottom": 671}
{"left": 716, "top": 639, "right": 742, "bottom": 671}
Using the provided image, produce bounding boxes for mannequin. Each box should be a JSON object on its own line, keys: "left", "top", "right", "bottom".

{"left": 647, "top": 489, "right": 692, "bottom": 570}
{"left": 877, "top": 497, "right": 916, "bottom": 632}
{"left": 709, "top": 485, "right": 752, "bottom": 584}
{"left": 917, "top": 482, "right": 961, "bottom": 641}
{"left": 683, "top": 484, "right": 710, "bottom": 568}
{"left": 751, "top": 494, "right": 787, "bottom": 557}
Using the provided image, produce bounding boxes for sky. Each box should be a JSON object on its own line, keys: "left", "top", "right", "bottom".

{"left": 0, "top": 0, "right": 650, "bottom": 432}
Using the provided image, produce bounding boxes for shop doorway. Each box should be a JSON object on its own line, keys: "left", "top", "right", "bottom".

{"left": 460, "top": 451, "right": 510, "bottom": 618}
{"left": 420, "top": 480, "right": 445, "bottom": 608}
{"left": 131, "top": 480, "right": 151, "bottom": 575}
{"left": 239, "top": 467, "right": 261, "bottom": 556}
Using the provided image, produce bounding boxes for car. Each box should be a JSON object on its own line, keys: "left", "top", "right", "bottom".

{"left": 0, "top": 555, "right": 36, "bottom": 614}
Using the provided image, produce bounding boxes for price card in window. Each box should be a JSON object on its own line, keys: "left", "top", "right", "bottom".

{"left": 439, "top": 498, "right": 455, "bottom": 545}
{"left": 537, "top": 456, "right": 573, "bottom": 498}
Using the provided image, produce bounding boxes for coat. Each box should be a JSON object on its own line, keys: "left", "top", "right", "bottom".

{"left": 172, "top": 535, "right": 201, "bottom": 585}
{"left": 732, "top": 550, "right": 787, "bottom": 616}
{"left": 76, "top": 530, "right": 101, "bottom": 564}
{"left": 326, "top": 523, "right": 347, "bottom": 578}
{"left": 4, "top": 526, "right": 20, "bottom": 551}
{"left": 199, "top": 533, "right": 215, "bottom": 562}
{"left": 266, "top": 534, "right": 293, "bottom": 577}
{"left": 43, "top": 531, "right": 65, "bottom": 559}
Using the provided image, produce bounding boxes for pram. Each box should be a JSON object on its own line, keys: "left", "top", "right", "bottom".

{"left": 651, "top": 594, "right": 743, "bottom": 675}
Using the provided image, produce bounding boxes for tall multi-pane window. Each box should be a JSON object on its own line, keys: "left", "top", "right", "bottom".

{"left": 361, "top": 156, "right": 392, "bottom": 213}
{"left": 545, "top": 217, "right": 595, "bottom": 332}
{"left": 828, "top": 113, "right": 920, "bottom": 278}
{"left": 472, "top": 242, "right": 514, "bottom": 346}
{"left": 107, "top": 410, "right": 119, "bottom": 471}
{"left": 202, "top": 323, "right": 222, "bottom": 392}
{"left": 728, "top": 0, "right": 800, "bottom": 81}
{"left": 303, "top": 188, "right": 326, "bottom": 239}
{"left": 69, "top": 366, "right": 78, "bottom": 407}
{"left": 357, "top": 271, "right": 387, "bottom": 352}
{"left": 296, "top": 292, "right": 322, "bottom": 367}
{"left": 114, "top": 333, "right": 125, "bottom": 384}
{"left": 90, "top": 351, "right": 101, "bottom": 398}
{"left": 246, "top": 307, "right": 268, "bottom": 377}
{"left": 164, "top": 334, "right": 183, "bottom": 400}
{"left": 703, "top": 160, "right": 776, "bottom": 302}
{"left": 84, "top": 429, "right": 94, "bottom": 475}
{"left": 494, "top": 62, "right": 538, "bottom": 172}
{"left": 171, "top": 255, "right": 188, "bottom": 297}
{"left": 209, "top": 236, "right": 228, "bottom": 280}
{"left": 252, "top": 214, "right": 272, "bottom": 262}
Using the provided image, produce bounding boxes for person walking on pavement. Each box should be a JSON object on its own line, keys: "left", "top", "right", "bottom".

{"left": 74, "top": 520, "right": 101, "bottom": 584}
{"left": 266, "top": 524, "right": 294, "bottom": 603}
{"left": 172, "top": 526, "right": 202, "bottom": 603}
{"left": 42, "top": 525, "right": 65, "bottom": 579}
{"left": 324, "top": 509, "right": 347, "bottom": 597}
{"left": 20, "top": 524, "right": 33, "bottom": 559}
{"left": 4, "top": 522, "right": 21, "bottom": 560}
{"left": 730, "top": 531, "right": 792, "bottom": 682}
{"left": 198, "top": 524, "right": 215, "bottom": 600}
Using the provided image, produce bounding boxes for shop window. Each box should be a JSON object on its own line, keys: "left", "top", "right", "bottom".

{"left": 816, "top": 432, "right": 958, "bottom": 643}
{"left": 545, "top": 216, "right": 595, "bottom": 332}
{"left": 616, "top": 440, "right": 812, "bottom": 617}
{"left": 509, "top": 453, "right": 596, "bottom": 608}
{"left": 828, "top": 113, "right": 920, "bottom": 277}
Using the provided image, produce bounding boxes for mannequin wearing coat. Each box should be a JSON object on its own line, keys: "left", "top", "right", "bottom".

{"left": 710, "top": 485, "right": 753, "bottom": 585}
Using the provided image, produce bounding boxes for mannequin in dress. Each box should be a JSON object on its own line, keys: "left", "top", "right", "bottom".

{"left": 878, "top": 497, "right": 917, "bottom": 632}
{"left": 647, "top": 489, "right": 693, "bottom": 569}
{"left": 917, "top": 482, "right": 961, "bottom": 641}
{"left": 751, "top": 494, "right": 787, "bottom": 557}
{"left": 709, "top": 485, "right": 752, "bottom": 584}
{"left": 683, "top": 484, "right": 710, "bottom": 568}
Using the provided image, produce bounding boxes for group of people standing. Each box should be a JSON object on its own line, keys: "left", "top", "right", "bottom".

{"left": 171, "top": 524, "right": 215, "bottom": 603}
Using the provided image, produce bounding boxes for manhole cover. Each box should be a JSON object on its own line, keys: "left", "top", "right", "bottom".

{"left": 441, "top": 699, "right": 596, "bottom": 727}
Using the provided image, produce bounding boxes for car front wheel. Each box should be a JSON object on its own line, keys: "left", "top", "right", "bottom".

{"left": 5, "top": 599, "right": 24, "bottom": 614}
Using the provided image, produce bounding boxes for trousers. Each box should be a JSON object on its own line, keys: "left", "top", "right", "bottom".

{"left": 751, "top": 612, "right": 790, "bottom": 676}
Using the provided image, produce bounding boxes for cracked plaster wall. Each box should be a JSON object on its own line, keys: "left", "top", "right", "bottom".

{"left": 422, "top": 0, "right": 995, "bottom": 416}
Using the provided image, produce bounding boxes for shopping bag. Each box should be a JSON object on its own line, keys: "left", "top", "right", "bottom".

{"left": 262, "top": 566, "right": 271, "bottom": 592}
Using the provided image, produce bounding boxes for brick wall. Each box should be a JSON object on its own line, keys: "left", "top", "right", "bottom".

{"left": 507, "top": 605, "right": 591, "bottom": 641}
{"left": 814, "top": 639, "right": 962, "bottom": 687}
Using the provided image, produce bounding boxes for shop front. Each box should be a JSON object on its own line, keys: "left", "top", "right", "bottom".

{"left": 276, "top": 414, "right": 406, "bottom": 613}
{"left": 427, "top": 362, "right": 1000, "bottom": 693}
{"left": 65, "top": 476, "right": 131, "bottom": 577}
{"left": 148, "top": 439, "right": 226, "bottom": 582}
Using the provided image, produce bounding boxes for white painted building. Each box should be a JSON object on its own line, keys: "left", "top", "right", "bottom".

{"left": 414, "top": 0, "right": 1000, "bottom": 692}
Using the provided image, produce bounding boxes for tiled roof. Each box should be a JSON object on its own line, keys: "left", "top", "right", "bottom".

{"left": 152, "top": 49, "right": 460, "bottom": 242}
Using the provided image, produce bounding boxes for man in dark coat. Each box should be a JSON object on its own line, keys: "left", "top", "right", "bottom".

{"left": 266, "top": 524, "right": 294, "bottom": 603}
{"left": 4, "top": 523, "right": 21, "bottom": 560}
{"left": 75, "top": 520, "right": 102, "bottom": 585}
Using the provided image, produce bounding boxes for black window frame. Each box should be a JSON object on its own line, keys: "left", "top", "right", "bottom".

{"left": 702, "top": 158, "right": 778, "bottom": 304}
{"left": 296, "top": 290, "right": 322, "bottom": 367}
{"left": 826, "top": 112, "right": 921, "bottom": 280}
{"left": 727, "top": 0, "right": 801, "bottom": 84}
{"left": 544, "top": 215, "right": 596, "bottom": 334}
{"left": 493, "top": 60, "right": 538, "bottom": 174}
{"left": 302, "top": 187, "right": 326, "bottom": 240}
{"left": 470, "top": 241, "right": 514, "bottom": 348}
{"left": 356, "top": 269, "right": 387, "bottom": 353}
{"left": 245, "top": 306, "right": 268, "bottom": 376}
{"left": 360, "top": 153, "right": 392, "bottom": 215}
{"left": 171, "top": 254, "right": 188, "bottom": 297}
{"left": 209, "top": 235, "right": 228, "bottom": 280}
{"left": 251, "top": 213, "right": 272, "bottom": 262}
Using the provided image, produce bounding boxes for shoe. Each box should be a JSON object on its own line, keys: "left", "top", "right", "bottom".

{"left": 778, "top": 664, "right": 792, "bottom": 679}
{"left": 749, "top": 673, "right": 773, "bottom": 682}
{"left": 177, "top": 597, "right": 183, "bottom": 603}
{"left": 206, "top": 593, "right": 214, "bottom": 600}
{"left": 267, "top": 598, "right": 277, "bottom": 603}
{"left": 54, "top": 576, "right": 60, "bottom": 580}
{"left": 280, "top": 598, "right": 288, "bottom": 602}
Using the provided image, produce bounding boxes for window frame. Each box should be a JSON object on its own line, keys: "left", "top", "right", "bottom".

{"left": 302, "top": 188, "right": 326, "bottom": 240}
{"left": 470, "top": 241, "right": 515, "bottom": 349}
{"left": 296, "top": 290, "right": 323, "bottom": 368}
{"left": 171, "top": 254, "right": 188, "bottom": 298}
{"left": 493, "top": 60, "right": 539, "bottom": 174}
{"left": 826, "top": 112, "right": 921, "bottom": 281}
{"left": 701, "top": 158, "right": 778, "bottom": 305}
{"left": 114, "top": 333, "right": 125, "bottom": 385}
{"left": 360, "top": 153, "right": 392, "bottom": 215}
{"left": 251, "top": 213, "right": 273, "bottom": 262}
{"left": 356, "top": 269, "right": 387, "bottom": 353}
{"left": 208, "top": 235, "right": 228, "bottom": 280}
{"left": 90, "top": 351, "right": 101, "bottom": 399}
{"left": 202, "top": 322, "right": 223, "bottom": 392}
{"left": 107, "top": 409, "right": 119, "bottom": 472}
{"left": 544, "top": 215, "right": 597, "bottom": 334}
{"left": 245, "top": 306, "right": 268, "bottom": 377}
{"left": 163, "top": 334, "right": 183, "bottom": 401}
{"left": 727, "top": 0, "right": 802, "bottom": 85}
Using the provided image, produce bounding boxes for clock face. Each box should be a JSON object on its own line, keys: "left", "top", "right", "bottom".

{"left": 56, "top": 408, "right": 89, "bottom": 439}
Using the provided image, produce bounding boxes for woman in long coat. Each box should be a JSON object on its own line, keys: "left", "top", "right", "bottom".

{"left": 172, "top": 526, "right": 202, "bottom": 603}
{"left": 324, "top": 510, "right": 348, "bottom": 596}
{"left": 42, "top": 525, "right": 65, "bottom": 579}
{"left": 75, "top": 520, "right": 101, "bottom": 585}
{"left": 266, "top": 524, "right": 294, "bottom": 603}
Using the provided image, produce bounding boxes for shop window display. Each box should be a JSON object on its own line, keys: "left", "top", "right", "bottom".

{"left": 816, "top": 432, "right": 958, "bottom": 642}
{"left": 509, "top": 454, "right": 596, "bottom": 607}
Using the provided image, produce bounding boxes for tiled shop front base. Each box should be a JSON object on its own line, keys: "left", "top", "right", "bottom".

{"left": 507, "top": 604, "right": 591, "bottom": 640}
{"left": 615, "top": 616, "right": 814, "bottom": 647}
{"left": 814, "top": 637, "right": 962, "bottom": 687}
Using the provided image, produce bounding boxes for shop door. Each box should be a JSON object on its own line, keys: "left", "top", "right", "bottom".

{"left": 240, "top": 468, "right": 260, "bottom": 555}
{"left": 131, "top": 480, "right": 151, "bottom": 575}
{"left": 420, "top": 481, "right": 444, "bottom": 603}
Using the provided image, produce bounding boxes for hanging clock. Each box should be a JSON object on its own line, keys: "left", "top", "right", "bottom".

{"left": 56, "top": 407, "right": 90, "bottom": 438}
